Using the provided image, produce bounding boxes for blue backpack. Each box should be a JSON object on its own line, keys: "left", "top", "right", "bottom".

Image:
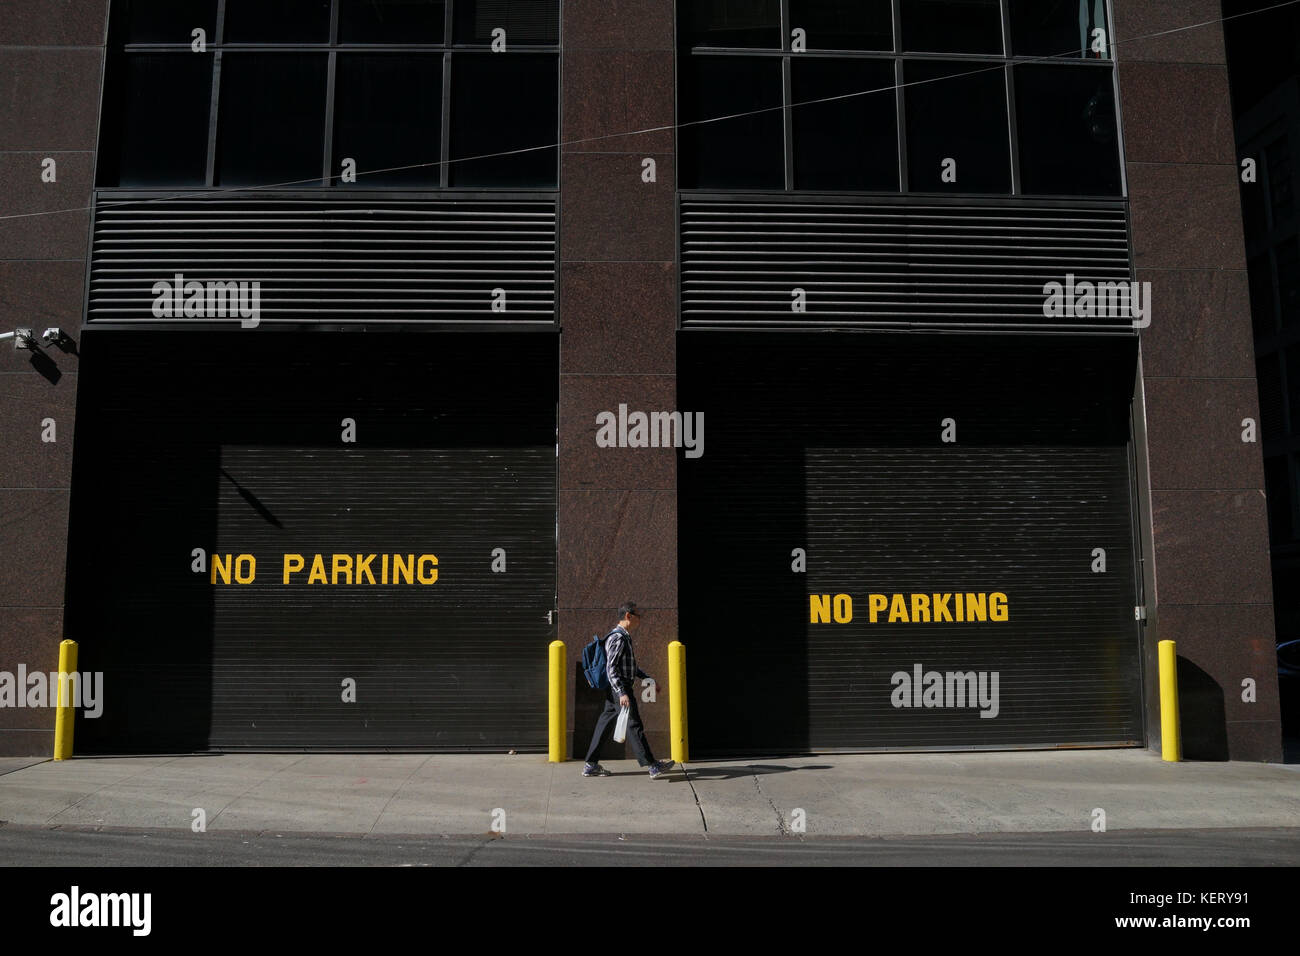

{"left": 581, "top": 631, "right": 613, "bottom": 690}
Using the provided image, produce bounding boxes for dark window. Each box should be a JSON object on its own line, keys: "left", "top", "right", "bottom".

{"left": 449, "top": 54, "right": 557, "bottom": 186}
{"left": 334, "top": 55, "right": 442, "bottom": 186}
{"left": 1249, "top": 254, "right": 1277, "bottom": 339}
{"left": 453, "top": 0, "right": 560, "bottom": 45}
{"left": 100, "top": 1, "right": 559, "bottom": 190}
{"left": 901, "top": 0, "right": 1003, "bottom": 54}
{"left": 1292, "top": 457, "right": 1300, "bottom": 542}
{"left": 1015, "top": 64, "right": 1120, "bottom": 195}
{"left": 216, "top": 54, "right": 328, "bottom": 186}
{"left": 1284, "top": 345, "right": 1300, "bottom": 432}
{"left": 789, "top": 0, "right": 893, "bottom": 51}
{"left": 1242, "top": 151, "right": 1270, "bottom": 241}
{"left": 792, "top": 58, "right": 897, "bottom": 189}
{"left": 1267, "top": 136, "right": 1294, "bottom": 229}
{"left": 905, "top": 60, "right": 1010, "bottom": 192}
{"left": 223, "top": 0, "right": 332, "bottom": 42}
{"left": 1259, "top": 353, "right": 1284, "bottom": 441}
{"left": 677, "top": 0, "right": 1125, "bottom": 197}
{"left": 120, "top": 0, "right": 217, "bottom": 43}
{"left": 679, "top": 56, "right": 785, "bottom": 189}
{"left": 340, "top": 0, "right": 447, "bottom": 43}
{"left": 1009, "top": 0, "right": 1110, "bottom": 59}
{"left": 681, "top": 0, "right": 781, "bottom": 48}
{"left": 1278, "top": 238, "right": 1300, "bottom": 327}
{"left": 1265, "top": 455, "right": 1291, "bottom": 539}
{"left": 100, "top": 54, "right": 213, "bottom": 186}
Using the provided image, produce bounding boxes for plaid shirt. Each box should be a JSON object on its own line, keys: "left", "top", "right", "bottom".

{"left": 604, "top": 625, "right": 647, "bottom": 698}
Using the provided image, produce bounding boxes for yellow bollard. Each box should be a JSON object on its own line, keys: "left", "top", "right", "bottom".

{"left": 669, "top": 640, "right": 688, "bottom": 764}
{"left": 53, "top": 639, "right": 78, "bottom": 761}
{"left": 548, "top": 639, "right": 566, "bottom": 762}
{"left": 1158, "top": 639, "right": 1180, "bottom": 762}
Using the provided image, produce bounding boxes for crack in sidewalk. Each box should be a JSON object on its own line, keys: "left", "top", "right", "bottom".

{"left": 206, "top": 755, "right": 308, "bottom": 830}
{"left": 751, "top": 767, "right": 791, "bottom": 836}
{"left": 44, "top": 756, "right": 184, "bottom": 827}
{"left": 365, "top": 755, "right": 432, "bottom": 837}
{"left": 680, "top": 763, "right": 709, "bottom": 835}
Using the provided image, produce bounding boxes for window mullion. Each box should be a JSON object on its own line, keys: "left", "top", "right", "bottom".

{"left": 999, "top": 0, "right": 1019, "bottom": 194}
{"left": 1004, "top": 65, "right": 1021, "bottom": 195}
{"left": 782, "top": 55, "right": 794, "bottom": 191}
{"left": 322, "top": 0, "right": 339, "bottom": 186}
{"left": 206, "top": 0, "right": 227, "bottom": 187}
{"left": 781, "top": 0, "right": 793, "bottom": 190}
{"left": 895, "top": 57, "right": 907, "bottom": 193}
{"left": 441, "top": 0, "right": 454, "bottom": 187}
{"left": 893, "top": 0, "right": 906, "bottom": 192}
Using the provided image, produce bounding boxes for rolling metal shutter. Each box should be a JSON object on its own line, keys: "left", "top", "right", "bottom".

{"left": 66, "top": 332, "right": 556, "bottom": 752}
{"left": 679, "top": 333, "right": 1144, "bottom": 753}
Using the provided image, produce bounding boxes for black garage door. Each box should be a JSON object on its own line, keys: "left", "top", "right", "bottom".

{"left": 67, "top": 332, "right": 556, "bottom": 752}
{"left": 680, "top": 333, "right": 1144, "bottom": 753}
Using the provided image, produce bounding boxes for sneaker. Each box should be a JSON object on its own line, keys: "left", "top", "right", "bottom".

{"left": 582, "top": 763, "right": 611, "bottom": 777}
{"left": 648, "top": 760, "right": 676, "bottom": 778}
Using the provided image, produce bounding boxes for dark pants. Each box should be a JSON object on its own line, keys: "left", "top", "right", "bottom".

{"left": 584, "top": 685, "right": 656, "bottom": 767}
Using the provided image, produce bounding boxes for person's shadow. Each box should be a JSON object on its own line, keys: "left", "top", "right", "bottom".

{"left": 571, "top": 664, "right": 833, "bottom": 777}
{"left": 680, "top": 762, "right": 834, "bottom": 780}
{"left": 594, "top": 764, "right": 833, "bottom": 779}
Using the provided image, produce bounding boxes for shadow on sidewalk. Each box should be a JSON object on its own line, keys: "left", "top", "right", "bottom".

{"left": 683, "top": 763, "right": 833, "bottom": 781}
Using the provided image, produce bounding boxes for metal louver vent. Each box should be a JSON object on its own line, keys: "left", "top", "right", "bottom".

{"left": 86, "top": 192, "right": 557, "bottom": 327}
{"left": 680, "top": 198, "right": 1134, "bottom": 332}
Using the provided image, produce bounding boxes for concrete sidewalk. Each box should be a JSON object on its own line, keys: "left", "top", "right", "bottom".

{"left": 0, "top": 749, "right": 1297, "bottom": 837}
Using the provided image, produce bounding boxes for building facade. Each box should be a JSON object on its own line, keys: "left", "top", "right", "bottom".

{"left": 0, "top": 0, "right": 1282, "bottom": 761}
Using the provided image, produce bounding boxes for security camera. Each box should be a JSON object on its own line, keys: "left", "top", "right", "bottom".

{"left": 41, "top": 327, "right": 65, "bottom": 347}
{"left": 2, "top": 328, "right": 39, "bottom": 350}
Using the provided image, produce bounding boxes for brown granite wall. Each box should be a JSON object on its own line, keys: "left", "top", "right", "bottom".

{"left": 1115, "top": 0, "right": 1282, "bottom": 760}
{"left": 0, "top": 1, "right": 105, "bottom": 757}
{"left": 558, "top": 0, "right": 678, "bottom": 760}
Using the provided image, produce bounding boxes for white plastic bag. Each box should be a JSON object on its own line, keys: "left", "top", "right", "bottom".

{"left": 613, "top": 704, "right": 630, "bottom": 743}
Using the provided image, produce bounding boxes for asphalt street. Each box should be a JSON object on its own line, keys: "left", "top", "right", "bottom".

{"left": 2, "top": 824, "right": 1298, "bottom": 866}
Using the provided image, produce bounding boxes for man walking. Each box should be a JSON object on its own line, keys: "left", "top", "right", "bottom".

{"left": 583, "top": 601, "right": 675, "bottom": 778}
